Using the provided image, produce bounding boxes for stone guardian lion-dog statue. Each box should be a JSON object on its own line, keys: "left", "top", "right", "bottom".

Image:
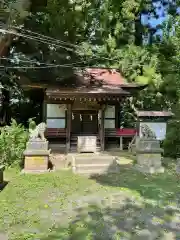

{"left": 29, "top": 122, "right": 47, "bottom": 141}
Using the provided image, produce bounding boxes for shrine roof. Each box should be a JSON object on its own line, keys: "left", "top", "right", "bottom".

{"left": 18, "top": 68, "right": 147, "bottom": 93}
{"left": 46, "top": 85, "right": 130, "bottom": 96}
{"left": 75, "top": 68, "right": 147, "bottom": 89}
{"left": 79, "top": 68, "right": 126, "bottom": 85}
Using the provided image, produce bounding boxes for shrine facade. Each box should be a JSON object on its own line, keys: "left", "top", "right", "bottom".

{"left": 42, "top": 68, "right": 146, "bottom": 153}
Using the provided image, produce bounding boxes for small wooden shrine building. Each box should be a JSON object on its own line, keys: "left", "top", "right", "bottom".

{"left": 22, "top": 68, "right": 147, "bottom": 152}
{"left": 41, "top": 68, "right": 147, "bottom": 152}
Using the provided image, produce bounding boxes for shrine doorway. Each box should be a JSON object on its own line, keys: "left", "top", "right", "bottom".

{"left": 71, "top": 110, "right": 98, "bottom": 135}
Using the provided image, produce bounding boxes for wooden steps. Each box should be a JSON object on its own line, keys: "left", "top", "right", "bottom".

{"left": 48, "top": 143, "right": 66, "bottom": 155}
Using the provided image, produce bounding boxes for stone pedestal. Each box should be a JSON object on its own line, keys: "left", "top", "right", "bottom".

{"left": 23, "top": 139, "right": 50, "bottom": 173}
{"left": 135, "top": 138, "right": 164, "bottom": 174}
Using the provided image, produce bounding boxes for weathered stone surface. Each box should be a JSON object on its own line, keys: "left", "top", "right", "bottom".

{"left": 26, "top": 140, "right": 48, "bottom": 151}
{"left": 176, "top": 158, "right": 180, "bottom": 174}
{"left": 23, "top": 149, "right": 50, "bottom": 156}
{"left": 71, "top": 154, "right": 119, "bottom": 175}
{"left": 137, "top": 154, "right": 162, "bottom": 166}
{"left": 0, "top": 233, "right": 8, "bottom": 240}
{"left": 24, "top": 156, "right": 49, "bottom": 171}
{"left": 23, "top": 138, "right": 50, "bottom": 172}
{"left": 77, "top": 136, "right": 97, "bottom": 153}
{"left": 29, "top": 122, "right": 47, "bottom": 141}
{"left": 135, "top": 138, "right": 164, "bottom": 174}
{"left": 135, "top": 165, "right": 164, "bottom": 174}
{"left": 136, "top": 139, "right": 160, "bottom": 151}
{"left": 50, "top": 153, "right": 66, "bottom": 170}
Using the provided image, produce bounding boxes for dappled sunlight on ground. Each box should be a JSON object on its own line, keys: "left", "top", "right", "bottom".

{"left": 0, "top": 163, "right": 179, "bottom": 239}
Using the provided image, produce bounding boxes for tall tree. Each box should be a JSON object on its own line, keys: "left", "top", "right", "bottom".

{"left": 0, "top": 0, "right": 31, "bottom": 125}
{"left": 1, "top": 0, "right": 180, "bottom": 124}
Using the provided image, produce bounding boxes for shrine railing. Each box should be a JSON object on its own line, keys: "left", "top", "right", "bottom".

{"left": 45, "top": 128, "right": 66, "bottom": 138}
{"left": 105, "top": 128, "right": 137, "bottom": 137}
{"left": 46, "top": 128, "right": 137, "bottom": 138}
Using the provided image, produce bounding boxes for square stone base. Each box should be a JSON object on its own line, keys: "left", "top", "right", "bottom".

{"left": 135, "top": 164, "right": 164, "bottom": 174}
{"left": 24, "top": 155, "right": 49, "bottom": 172}
{"left": 137, "top": 153, "right": 162, "bottom": 167}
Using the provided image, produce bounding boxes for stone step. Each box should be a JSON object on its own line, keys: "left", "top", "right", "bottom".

{"left": 50, "top": 155, "right": 65, "bottom": 161}
{"left": 71, "top": 134, "right": 99, "bottom": 137}
{"left": 70, "top": 143, "right": 101, "bottom": 147}
{"left": 49, "top": 144, "right": 66, "bottom": 150}
{"left": 73, "top": 157, "right": 119, "bottom": 175}
{"left": 49, "top": 153, "right": 66, "bottom": 169}
{"left": 76, "top": 163, "right": 111, "bottom": 168}
{"left": 71, "top": 137, "right": 100, "bottom": 140}
{"left": 75, "top": 165, "right": 115, "bottom": 173}
{"left": 75, "top": 167, "right": 119, "bottom": 175}
{"left": 74, "top": 156, "right": 115, "bottom": 165}
{"left": 70, "top": 147, "right": 101, "bottom": 153}
{"left": 70, "top": 139, "right": 100, "bottom": 144}
{"left": 75, "top": 159, "right": 114, "bottom": 165}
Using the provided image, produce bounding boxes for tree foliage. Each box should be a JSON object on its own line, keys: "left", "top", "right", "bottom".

{"left": 1, "top": 0, "right": 180, "bottom": 151}
{"left": 163, "top": 120, "right": 180, "bottom": 158}
{"left": 0, "top": 119, "right": 28, "bottom": 166}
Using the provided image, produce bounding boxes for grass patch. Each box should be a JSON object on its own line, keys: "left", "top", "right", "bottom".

{"left": 0, "top": 164, "right": 179, "bottom": 239}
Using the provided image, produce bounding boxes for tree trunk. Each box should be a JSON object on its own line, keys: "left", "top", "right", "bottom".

{"left": 0, "top": 89, "right": 10, "bottom": 126}
{"left": 135, "top": 14, "right": 143, "bottom": 46}
{"left": 0, "top": 35, "right": 13, "bottom": 125}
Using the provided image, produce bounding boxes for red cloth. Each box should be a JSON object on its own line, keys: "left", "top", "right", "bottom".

{"left": 116, "top": 128, "right": 136, "bottom": 136}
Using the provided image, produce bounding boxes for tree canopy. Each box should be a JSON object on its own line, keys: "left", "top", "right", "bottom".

{"left": 1, "top": 0, "right": 180, "bottom": 124}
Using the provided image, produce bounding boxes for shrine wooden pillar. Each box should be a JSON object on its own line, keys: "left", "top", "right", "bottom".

{"left": 66, "top": 103, "right": 72, "bottom": 153}
{"left": 115, "top": 103, "right": 120, "bottom": 129}
{"left": 100, "top": 104, "right": 105, "bottom": 151}
{"left": 42, "top": 91, "right": 47, "bottom": 122}
{"left": 42, "top": 101, "right": 46, "bottom": 122}
{"left": 116, "top": 101, "right": 122, "bottom": 150}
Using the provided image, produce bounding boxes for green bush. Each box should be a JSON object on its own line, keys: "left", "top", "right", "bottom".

{"left": 0, "top": 119, "right": 29, "bottom": 167}
{"left": 163, "top": 120, "right": 180, "bottom": 158}
{"left": 28, "top": 118, "right": 36, "bottom": 130}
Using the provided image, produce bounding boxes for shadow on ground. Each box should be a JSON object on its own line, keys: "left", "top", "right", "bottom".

{"left": 38, "top": 162, "right": 180, "bottom": 240}
{"left": 0, "top": 181, "right": 8, "bottom": 191}
{"left": 106, "top": 150, "right": 136, "bottom": 160}
{"left": 39, "top": 197, "right": 180, "bottom": 240}
{"left": 90, "top": 161, "right": 180, "bottom": 203}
